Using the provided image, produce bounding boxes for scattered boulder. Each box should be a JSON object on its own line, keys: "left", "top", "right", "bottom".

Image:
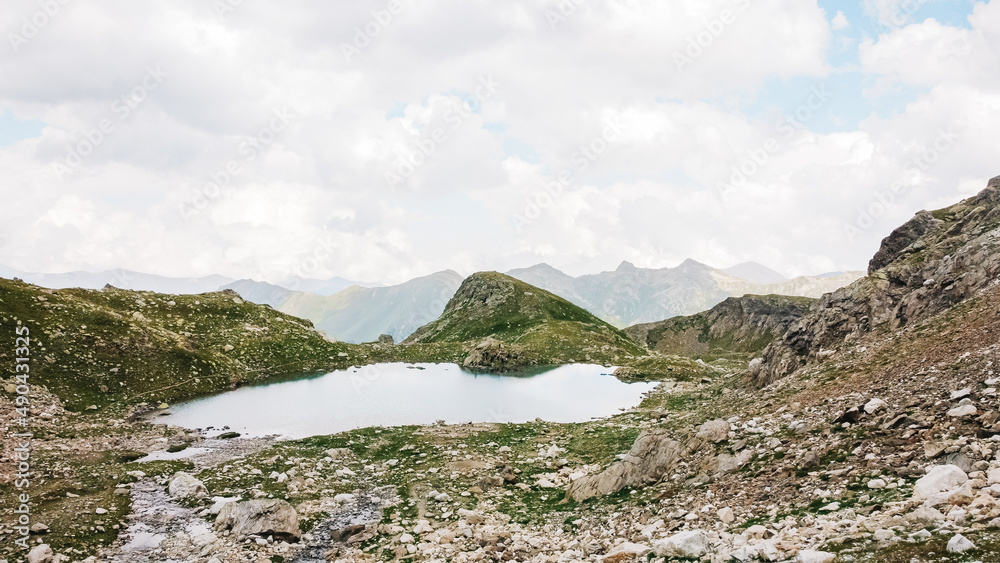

{"left": 214, "top": 499, "right": 301, "bottom": 541}
{"left": 27, "top": 544, "right": 53, "bottom": 563}
{"left": 168, "top": 472, "right": 208, "bottom": 499}
{"left": 946, "top": 533, "right": 975, "bottom": 553}
{"left": 652, "top": 530, "right": 710, "bottom": 559}
{"left": 796, "top": 550, "right": 836, "bottom": 563}
{"left": 566, "top": 430, "right": 681, "bottom": 502}
{"left": 377, "top": 334, "right": 394, "bottom": 345}
{"left": 913, "top": 465, "right": 968, "bottom": 501}
{"left": 601, "top": 542, "right": 650, "bottom": 562}
{"left": 696, "top": 419, "right": 731, "bottom": 443}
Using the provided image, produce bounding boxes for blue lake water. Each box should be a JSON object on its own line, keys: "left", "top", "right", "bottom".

{"left": 157, "top": 363, "right": 657, "bottom": 439}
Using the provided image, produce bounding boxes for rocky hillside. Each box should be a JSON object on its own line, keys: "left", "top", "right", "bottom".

{"left": 508, "top": 260, "right": 861, "bottom": 327}
{"left": 751, "top": 176, "right": 1000, "bottom": 387}
{"left": 0, "top": 278, "right": 362, "bottom": 411}
{"left": 625, "top": 294, "right": 815, "bottom": 360}
{"left": 404, "top": 272, "right": 647, "bottom": 368}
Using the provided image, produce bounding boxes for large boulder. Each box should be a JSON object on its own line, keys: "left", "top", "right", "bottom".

{"left": 653, "top": 530, "right": 710, "bottom": 559}
{"left": 796, "top": 550, "right": 836, "bottom": 563}
{"left": 913, "top": 465, "right": 968, "bottom": 501}
{"left": 695, "top": 419, "right": 731, "bottom": 443}
{"left": 168, "top": 472, "right": 208, "bottom": 499}
{"left": 566, "top": 430, "right": 681, "bottom": 502}
{"left": 214, "top": 499, "right": 301, "bottom": 541}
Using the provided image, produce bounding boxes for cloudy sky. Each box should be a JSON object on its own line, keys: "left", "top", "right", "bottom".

{"left": 1, "top": 0, "right": 997, "bottom": 284}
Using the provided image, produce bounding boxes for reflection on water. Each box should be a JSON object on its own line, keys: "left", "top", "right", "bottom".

{"left": 157, "top": 362, "right": 657, "bottom": 439}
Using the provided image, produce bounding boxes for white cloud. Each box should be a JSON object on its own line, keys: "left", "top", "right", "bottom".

{"left": 832, "top": 10, "right": 850, "bottom": 30}
{"left": 0, "top": 0, "right": 996, "bottom": 284}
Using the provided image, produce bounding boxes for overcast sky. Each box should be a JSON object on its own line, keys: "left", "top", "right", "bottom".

{"left": 1, "top": 0, "right": 997, "bottom": 284}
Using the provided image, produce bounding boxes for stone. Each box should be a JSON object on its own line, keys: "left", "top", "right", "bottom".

{"left": 907, "top": 506, "right": 945, "bottom": 526}
{"left": 948, "top": 404, "right": 978, "bottom": 418}
{"left": 913, "top": 465, "right": 968, "bottom": 500}
{"left": 867, "top": 479, "right": 887, "bottom": 489}
{"left": 458, "top": 508, "right": 484, "bottom": 524}
{"left": 863, "top": 398, "right": 887, "bottom": 414}
{"left": 325, "top": 448, "right": 352, "bottom": 460}
{"left": 566, "top": 430, "right": 681, "bottom": 502}
{"left": 746, "top": 525, "right": 771, "bottom": 540}
{"left": 796, "top": 550, "right": 836, "bottom": 563}
{"left": 696, "top": 419, "right": 731, "bottom": 443}
{"left": 946, "top": 533, "right": 975, "bottom": 553}
{"left": 874, "top": 529, "right": 895, "bottom": 542}
{"left": 209, "top": 496, "right": 241, "bottom": 514}
{"left": 29, "top": 523, "right": 49, "bottom": 534}
{"left": 168, "top": 472, "right": 208, "bottom": 499}
{"left": 652, "top": 530, "right": 709, "bottom": 559}
{"left": 717, "top": 507, "right": 735, "bottom": 524}
{"left": 377, "top": 334, "right": 394, "bottom": 345}
{"left": 214, "top": 499, "right": 301, "bottom": 541}
{"left": 601, "top": 542, "right": 651, "bottom": 562}
{"left": 27, "top": 544, "right": 53, "bottom": 563}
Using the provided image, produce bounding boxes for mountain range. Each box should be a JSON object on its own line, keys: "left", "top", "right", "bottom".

{"left": 507, "top": 260, "right": 862, "bottom": 327}
{"left": 0, "top": 260, "right": 862, "bottom": 344}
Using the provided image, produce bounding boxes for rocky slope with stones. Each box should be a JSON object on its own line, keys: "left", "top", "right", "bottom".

{"left": 626, "top": 294, "right": 815, "bottom": 361}
{"left": 751, "top": 176, "right": 1000, "bottom": 387}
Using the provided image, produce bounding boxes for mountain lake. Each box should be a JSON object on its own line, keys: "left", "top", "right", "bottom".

{"left": 155, "top": 362, "right": 658, "bottom": 439}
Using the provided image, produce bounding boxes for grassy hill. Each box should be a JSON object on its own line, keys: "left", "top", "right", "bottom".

{"left": 0, "top": 278, "right": 370, "bottom": 411}
{"left": 404, "top": 272, "right": 647, "bottom": 368}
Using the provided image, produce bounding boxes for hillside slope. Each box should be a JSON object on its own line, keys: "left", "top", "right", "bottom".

{"left": 508, "top": 260, "right": 861, "bottom": 327}
{"left": 752, "top": 175, "right": 1000, "bottom": 387}
{"left": 625, "top": 294, "right": 814, "bottom": 360}
{"left": 404, "top": 272, "right": 646, "bottom": 368}
{"left": 278, "top": 270, "right": 464, "bottom": 343}
{"left": 0, "top": 278, "right": 362, "bottom": 410}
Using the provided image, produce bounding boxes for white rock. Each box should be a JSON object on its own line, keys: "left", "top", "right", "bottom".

{"left": 946, "top": 533, "right": 975, "bottom": 553}
{"left": 873, "top": 528, "right": 895, "bottom": 541}
{"left": 717, "top": 507, "right": 735, "bottom": 524}
{"left": 334, "top": 493, "right": 355, "bottom": 502}
{"left": 457, "top": 508, "right": 484, "bottom": 525}
{"left": 796, "top": 550, "right": 836, "bottom": 563}
{"left": 399, "top": 533, "right": 414, "bottom": 544}
{"left": 863, "top": 398, "right": 886, "bottom": 414}
{"left": 913, "top": 465, "right": 968, "bottom": 500}
{"left": 948, "top": 404, "right": 978, "bottom": 417}
{"left": 601, "top": 542, "right": 650, "bottom": 562}
{"left": 652, "top": 530, "right": 709, "bottom": 558}
{"left": 27, "top": 544, "right": 53, "bottom": 563}
{"left": 867, "top": 479, "right": 887, "bottom": 489}
{"left": 537, "top": 478, "right": 557, "bottom": 489}
{"left": 168, "top": 472, "right": 208, "bottom": 499}
{"left": 209, "top": 496, "right": 241, "bottom": 515}
{"left": 950, "top": 388, "right": 971, "bottom": 400}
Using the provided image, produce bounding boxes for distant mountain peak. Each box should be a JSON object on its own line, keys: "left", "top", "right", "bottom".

{"left": 722, "top": 262, "right": 787, "bottom": 285}
{"left": 616, "top": 260, "right": 637, "bottom": 271}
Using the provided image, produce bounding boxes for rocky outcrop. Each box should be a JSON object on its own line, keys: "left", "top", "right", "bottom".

{"left": 752, "top": 176, "right": 1000, "bottom": 387}
{"left": 626, "top": 294, "right": 814, "bottom": 360}
{"left": 462, "top": 337, "right": 522, "bottom": 370}
{"left": 214, "top": 499, "right": 301, "bottom": 541}
{"left": 167, "top": 472, "right": 208, "bottom": 499}
{"left": 566, "top": 430, "right": 681, "bottom": 502}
